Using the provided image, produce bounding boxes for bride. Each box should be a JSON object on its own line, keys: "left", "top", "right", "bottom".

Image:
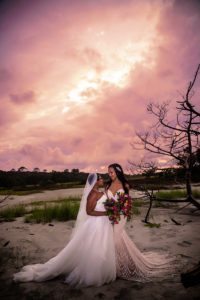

{"left": 106, "top": 163, "right": 179, "bottom": 282}
{"left": 13, "top": 167, "right": 179, "bottom": 287}
{"left": 13, "top": 173, "right": 116, "bottom": 287}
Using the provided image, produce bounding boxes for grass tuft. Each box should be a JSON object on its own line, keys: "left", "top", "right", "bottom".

{"left": 0, "top": 204, "right": 26, "bottom": 221}
{"left": 29, "top": 196, "right": 80, "bottom": 206}
{"left": 132, "top": 199, "right": 144, "bottom": 207}
{"left": 24, "top": 201, "right": 80, "bottom": 223}
{"left": 144, "top": 222, "right": 161, "bottom": 228}
{"left": 0, "top": 197, "right": 80, "bottom": 223}
{"left": 155, "top": 189, "right": 200, "bottom": 200}
{"left": 132, "top": 206, "right": 141, "bottom": 215}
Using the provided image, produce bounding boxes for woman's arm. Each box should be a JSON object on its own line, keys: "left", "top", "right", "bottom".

{"left": 86, "top": 191, "right": 107, "bottom": 216}
{"left": 125, "top": 183, "right": 130, "bottom": 193}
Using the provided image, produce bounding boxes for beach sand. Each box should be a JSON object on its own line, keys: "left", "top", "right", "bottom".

{"left": 0, "top": 202, "right": 200, "bottom": 300}
{"left": 0, "top": 188, "right": 146, "bottom": 208}
{"left": 0, "top": 188, "right": 84, "bottom": 207}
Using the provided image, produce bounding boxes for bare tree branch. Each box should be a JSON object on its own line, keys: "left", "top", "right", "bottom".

{"left": 131, "top": 64, "right": 200, "bottom": 210}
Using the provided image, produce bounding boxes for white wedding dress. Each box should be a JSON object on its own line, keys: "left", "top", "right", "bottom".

{"left": 107, "top": 188, "right": 180, "bottom": 282}
{"left": 13, "top": 192, "right": 116, "bottom": 287}
{"left": 13, "top": 173, "right": 180, "bottom": 288}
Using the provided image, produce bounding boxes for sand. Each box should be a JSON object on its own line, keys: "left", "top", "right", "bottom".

{"left": 0, "top": 200, "right": 200, "bottom": 299}
{"left": 0, "top": 188, "right": 145, "bottom": 208}
{"left": 0, "top": 188, "right": 84, "bottom": 208}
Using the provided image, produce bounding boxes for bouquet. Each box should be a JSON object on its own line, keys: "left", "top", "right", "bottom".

{"left": 104, "top": 192, "right": 132, "bottom": 225}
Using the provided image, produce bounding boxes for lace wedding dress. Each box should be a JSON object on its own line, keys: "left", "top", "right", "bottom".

{"left": 107, "top": 188, "right": 180, "bottom": 282}
{"left": 13, "top": 176, "right": 116, "bottom": 288}
{"left": 13, "top": 179, "right": 180, "bottom": 287}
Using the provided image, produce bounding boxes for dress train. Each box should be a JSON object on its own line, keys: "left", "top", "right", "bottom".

{"left": 108, "top": 189, "right": 180, "bottom": 282}
{"left": 13, "top": 193, "right": 116, "bottom": 288}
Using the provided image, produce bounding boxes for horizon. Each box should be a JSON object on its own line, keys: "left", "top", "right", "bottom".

{"left": 0, "top": 0, "right": 200, "bottom": 173}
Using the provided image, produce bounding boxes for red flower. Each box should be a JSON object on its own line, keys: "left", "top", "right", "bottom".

{"left": 104, "top": 192, "right": 132, "bottom": 225}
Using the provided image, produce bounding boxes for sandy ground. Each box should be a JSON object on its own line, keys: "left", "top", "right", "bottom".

{"left": 0, "top": 188, "right": 85, "bottom": 208}
{"left": 0, "top": 188, "right": 140, "bottom": 208}
{"left": 0, "top": 203, "right": 200, "bottom": 300}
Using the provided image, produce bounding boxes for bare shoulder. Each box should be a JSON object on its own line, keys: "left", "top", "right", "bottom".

{"left": 87, "top": 189, "right": 98, "bottom": 200}
{"left": 125, "top": 183, "right": 130, "bottom": 190}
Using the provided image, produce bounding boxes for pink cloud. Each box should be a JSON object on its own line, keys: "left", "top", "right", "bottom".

{"left": 9, "top": 91, "right": 36, "bottom": 105}
{"left": 0, "top": 0, "right": 199, "bottom": 172}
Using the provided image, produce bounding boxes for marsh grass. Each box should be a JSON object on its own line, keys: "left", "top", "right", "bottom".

{"left": 30, "top": 196, "right": 80, "bottom": 206}
{"left": 144, "top": 223, "right": 161, "bottom": 228}
{"left": 133, "top": 199, "right": 144, "bottom": 207}
{"left": 25, "top": 201, "right": 80, "bottom": 223}
{"left": 130, "top": 198, "right": 145, "bottom": 216}
{"left": 0, "top": 204, "right": 26, "bottom": 221}
{"left": 155, "top": 189, "right": 200, "bottom": 200}
{"left": 0, "top": 197, "right": 80, "bottom": 223}
{"left": 132, "top": 206, "right": 141, "bottom": 215}
{"left": 0, "top": 182, "right": 84, "bottom": 196}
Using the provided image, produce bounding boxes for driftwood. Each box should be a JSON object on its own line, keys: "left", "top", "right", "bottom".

{"left": 3, "top": 241, "right": 10, "bottom": 247}
{"left": 143, "top": 195, "right": 200, "bottom": 224}
{"left": 170, "top": 218, "right": 181, "bottom": 225}
{"left": 181, "top": 262, "right": 200, "bottom": 288}
{"left": 0, "top": 194, "right": 11, "bottom": 204}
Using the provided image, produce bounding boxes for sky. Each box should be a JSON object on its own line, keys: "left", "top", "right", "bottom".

{"left": 0, "top": 0, "right": 200, "bottom": 173}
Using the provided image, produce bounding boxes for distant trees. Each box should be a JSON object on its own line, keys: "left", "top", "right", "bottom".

{"left": 0, "top": 170, "right": 88, "bottom": 189}
{"left": 71, "top": 168, "right": 79, "bottom": 173}
{"left": 33, "top": 167, "right": 40, "bottom": 172}
{"left": 18, "top": 166, "right": 28, "bottom": 172}
{"left": 131, "top": 64, "right": 200, "bottom": 209}
{"left": 4, "top": 167, "right": 79, "bottom": 174}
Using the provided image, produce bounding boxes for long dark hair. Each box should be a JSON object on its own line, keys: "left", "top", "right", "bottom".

{"left": 107, "top": 163, "right": 130, "bottom": 194}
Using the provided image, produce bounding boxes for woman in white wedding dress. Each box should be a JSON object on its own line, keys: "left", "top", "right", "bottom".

{"left": 106, "top": 163, "right": 180, "bottom": 282}
{"left": 13, "top": 173, "right": 116, "bottom": 287}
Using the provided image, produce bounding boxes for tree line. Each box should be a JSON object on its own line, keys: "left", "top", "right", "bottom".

{"left": 0, "top": 169, "right": 85, "bottom": 189}
{"left": 0, "top": 164, "right": 199, "bottom": 189}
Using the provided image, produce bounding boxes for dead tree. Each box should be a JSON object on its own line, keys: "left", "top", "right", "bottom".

{"left": 135, "top": 183, "right": 156, "bottom": 224}
{"left": 132, "top": 64, "right": 200, "bottom": 210}
{"left": 128, "top": 161, "right": 157, "bottom": 222}
{"left": 129, "top": 160, "right": 195, "bottom": 223}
